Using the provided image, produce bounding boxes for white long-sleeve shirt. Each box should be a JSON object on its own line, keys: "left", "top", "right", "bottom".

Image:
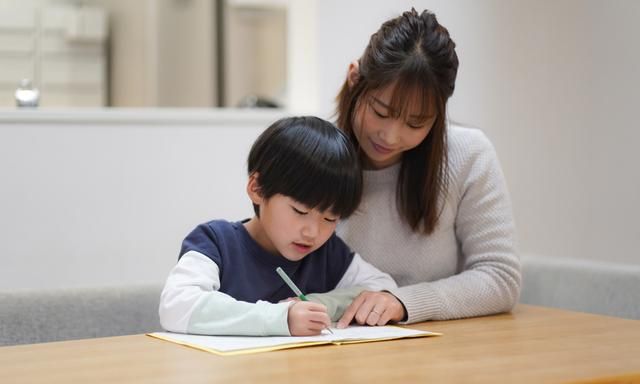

{"left": 159, "top": 223, "right": 396, "bottom": 337}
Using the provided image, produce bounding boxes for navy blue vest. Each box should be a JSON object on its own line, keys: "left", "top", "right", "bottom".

{"left": 179, "top": 220, "right": 354, "bottom": 303}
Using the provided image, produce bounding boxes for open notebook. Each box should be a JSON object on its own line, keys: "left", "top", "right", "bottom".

{"left": 148, "top": 325, "right": 441, "bottom": 356}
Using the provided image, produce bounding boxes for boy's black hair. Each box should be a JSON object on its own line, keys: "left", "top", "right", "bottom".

{"left": 248, "top": 116, "right": 362, "bottom": 218}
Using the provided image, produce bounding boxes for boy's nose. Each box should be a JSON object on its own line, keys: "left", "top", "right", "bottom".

{"left": 301, "top": 221, "right": 319, "bottom": 239}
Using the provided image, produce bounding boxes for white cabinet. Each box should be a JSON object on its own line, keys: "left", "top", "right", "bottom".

{"left": 0, "top": 2, "right": 107, "bottom": 107}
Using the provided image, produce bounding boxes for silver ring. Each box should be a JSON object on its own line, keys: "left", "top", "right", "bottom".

{"left": 371, "top": 310, "right": 382, "bottom": 316}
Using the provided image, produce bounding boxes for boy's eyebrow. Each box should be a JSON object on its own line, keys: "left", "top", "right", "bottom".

{"left": 370, "top": 96, "right": 433, "bottom": 120}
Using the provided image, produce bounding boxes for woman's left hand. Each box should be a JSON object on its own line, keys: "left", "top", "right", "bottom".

{"left": 336, "top": 291, "right": 405, "bottom": 328}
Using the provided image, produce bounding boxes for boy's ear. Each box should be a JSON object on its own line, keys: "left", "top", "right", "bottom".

{"left": 347, "top": 60, "right": 360, "bottom": 88}
{"left": 246, "top": 173, "right": 263, "bottom": 205}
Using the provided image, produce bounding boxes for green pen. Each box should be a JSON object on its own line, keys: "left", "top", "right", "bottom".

{"left": 276, "top": 267, "right": 308, "bottom": 301}
{"left": 275, "top": 267, "right": 334, "bottom": 334}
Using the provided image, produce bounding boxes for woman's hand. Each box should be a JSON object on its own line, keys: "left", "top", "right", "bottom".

{"left": 287, "top": 301, "right": 331, "bottom": 336}
{"left": 336, "top": 291, "right": 405, "bottom": 328}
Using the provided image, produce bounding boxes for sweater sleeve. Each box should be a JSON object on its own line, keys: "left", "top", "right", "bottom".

{"left": 158, "top": 251, "right": 291, "bottom": 336}
{"left": 388, "top": 131, "right": 522, "bottom": 323}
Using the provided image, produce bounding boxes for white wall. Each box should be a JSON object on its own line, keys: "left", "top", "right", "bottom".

{"left": 0, "top": 109, "right": 284, "bottom": 290}
{"left": 316, "top": 0, "right": 640, "bottom": 266}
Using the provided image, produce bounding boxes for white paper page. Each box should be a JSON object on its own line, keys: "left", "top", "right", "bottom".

{"left": 150, "top": 325, "right": 436, "bottom": 353}
{"left": 325, "top": 325, "right": 434, "bottom": 341}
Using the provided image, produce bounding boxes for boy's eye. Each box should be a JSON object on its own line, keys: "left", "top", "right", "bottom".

{"left": 324, "top": 217, "right": 338, "bottom": 223}
{"left": 292, "top": 206, "right": 308, "bottom": 215}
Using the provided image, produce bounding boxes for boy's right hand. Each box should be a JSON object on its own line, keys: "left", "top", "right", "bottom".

{"left": 287, "top": 301, "right": 331, "bottom": 336}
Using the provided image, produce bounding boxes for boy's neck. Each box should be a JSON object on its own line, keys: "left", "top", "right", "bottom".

{"left": 243, "top": 217, "right": 278, "bottom": 255}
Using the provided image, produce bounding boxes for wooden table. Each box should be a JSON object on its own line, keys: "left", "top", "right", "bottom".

{"left": 1, "top": 305, "right": 639, "bottom": 383}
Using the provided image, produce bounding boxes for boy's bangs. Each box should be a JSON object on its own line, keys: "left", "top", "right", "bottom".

{"left": 249, "top": 116, "right": 362, "bottom": 219}
{"left": 280, "top": 152, "right": 361, "bottom": 218}
{"left": 284, "top": 168, "right": 358, "bottom": 217}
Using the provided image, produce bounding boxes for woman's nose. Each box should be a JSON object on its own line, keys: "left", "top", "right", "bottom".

{"left": 378, "top": 119, "right": 402, "bottom": 145}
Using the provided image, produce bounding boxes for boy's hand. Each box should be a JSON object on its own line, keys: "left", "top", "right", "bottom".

{"left": 287, "top": 301, "right": 331, "bottom": 336}
{"left": 279, "top": 297, "right": 301, "bottom": 303}
{"left": 336, "top": 291, "right": 405, "bottom": 328}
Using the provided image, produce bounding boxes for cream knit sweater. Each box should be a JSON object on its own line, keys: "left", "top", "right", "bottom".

{"left": 337, "top": 125, "right": 521, "bottom": 323}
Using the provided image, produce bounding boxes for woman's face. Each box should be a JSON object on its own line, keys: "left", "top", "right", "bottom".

{"left": 352, "top": 84, "right": 437, "bottom": 169}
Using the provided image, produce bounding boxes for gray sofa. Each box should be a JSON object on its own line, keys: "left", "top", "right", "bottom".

{"left": 1, "top": 256, "right": 638, "bottom": 347}
{"left": 0, "top": 284, "right": 163, "bottom": 346}
{"left": 520, "top": 255, "right": 640, "bottom": 320}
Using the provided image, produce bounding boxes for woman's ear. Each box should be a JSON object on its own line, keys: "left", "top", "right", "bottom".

{"left": 246, "top": 173, "right": 263, "bottom": 205}
{"left": 347, "top": 60, "right": 360, "bottom": 88}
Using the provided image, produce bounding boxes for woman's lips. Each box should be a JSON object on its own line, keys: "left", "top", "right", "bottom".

{"left": 370, "top": 139, "right": 394, "bottom": 155}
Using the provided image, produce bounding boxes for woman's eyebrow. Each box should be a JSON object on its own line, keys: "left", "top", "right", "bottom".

{"left": 371, "top": 96, "right": 390, "bottom": 109}
{"left": 371, "top": 96, "right": 434, "bottom": 120}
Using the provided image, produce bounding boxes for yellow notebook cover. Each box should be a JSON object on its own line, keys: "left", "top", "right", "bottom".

{"left": 148, "top": 325, "right": 441, "bottom": 356}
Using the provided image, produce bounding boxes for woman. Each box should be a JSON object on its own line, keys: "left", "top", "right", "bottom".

{"left": 335, "top": 8, "right": 521, "bottom": 327}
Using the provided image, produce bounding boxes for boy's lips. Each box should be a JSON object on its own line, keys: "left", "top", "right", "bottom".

{"left": 292, "top": 242, "right": 312, "bottom": 253}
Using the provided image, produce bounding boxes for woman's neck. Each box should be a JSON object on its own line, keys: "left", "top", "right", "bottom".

{"left": 361, "top": 155, "right": 401, "bottom": 170}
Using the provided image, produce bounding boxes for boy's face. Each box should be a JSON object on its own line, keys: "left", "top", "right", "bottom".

{"left": 248, "top": 193, "right": 339, "bottom": 261}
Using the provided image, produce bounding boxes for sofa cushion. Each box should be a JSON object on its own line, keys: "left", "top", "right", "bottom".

{"left": 520, "top": 255, "right": 640, "bottom": 320}
{"left": 0, "top": 284, "right": 163, "bottom": 346}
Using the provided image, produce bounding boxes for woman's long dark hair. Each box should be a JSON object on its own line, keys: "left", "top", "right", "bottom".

{"left": 335, "top": 9, "right": 459, "bottom": 234}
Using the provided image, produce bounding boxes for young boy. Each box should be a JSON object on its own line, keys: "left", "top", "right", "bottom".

{"left": 159, "top": 116, "right": 396, "bottom": 336}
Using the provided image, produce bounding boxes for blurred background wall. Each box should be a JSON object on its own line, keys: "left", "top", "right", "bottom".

{"left": 1, "top": 0, "right": 638, "bottom": 290}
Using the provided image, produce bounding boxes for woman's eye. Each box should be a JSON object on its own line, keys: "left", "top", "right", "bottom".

{"left": 372, "top": 108, "right": 388, "bottom": 118}
{"left": 408, "top": 116, "right": 435, "bottom": 129}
